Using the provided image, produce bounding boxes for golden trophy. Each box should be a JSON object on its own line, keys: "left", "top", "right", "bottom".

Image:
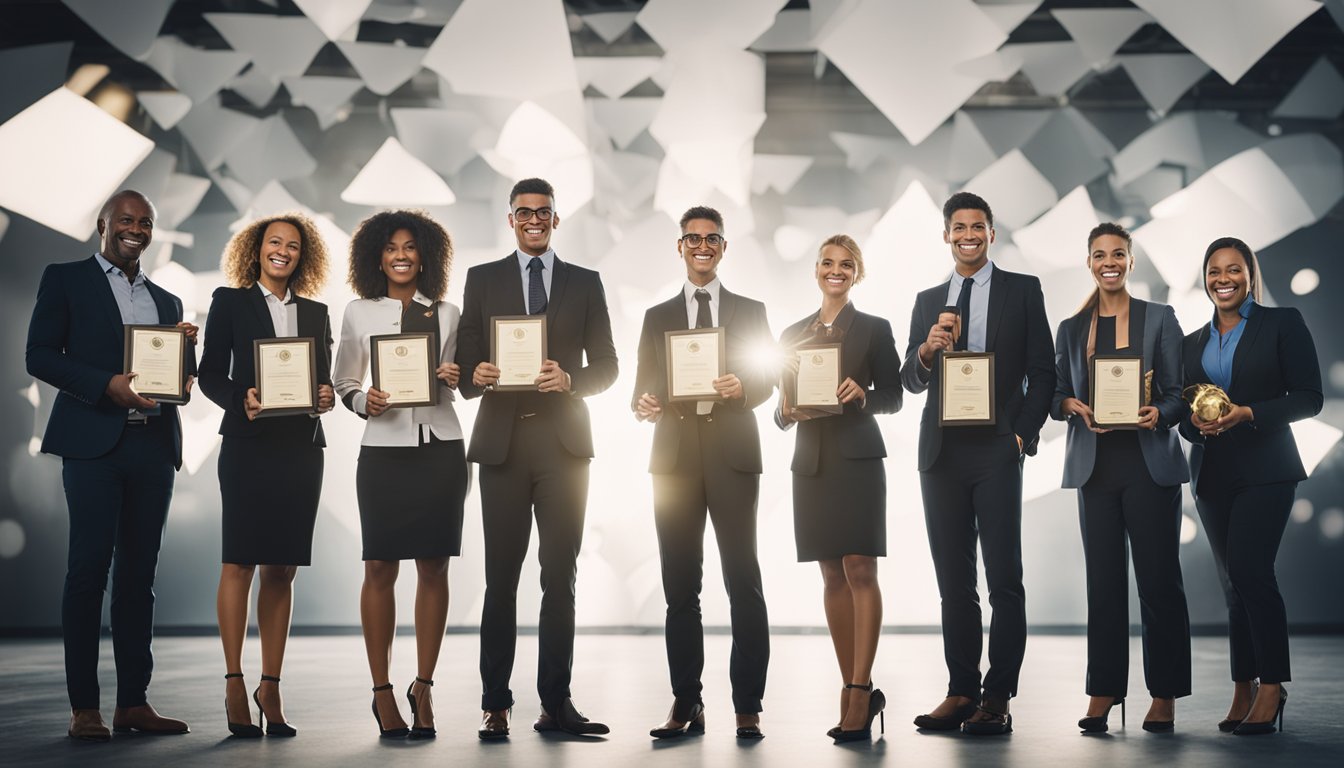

{"left": 1183, "top": 383, "right": 1232, "bottom": 422}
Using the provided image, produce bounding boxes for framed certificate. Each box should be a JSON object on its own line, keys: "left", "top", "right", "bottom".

{"left": 371, "top": 332, "right": 437, "bottom": 408}
{"left": 939, "top": 351, "right": 995, "bottom": 426}
{"left": 123, "top": 324, "right": 188, "bottom": 404}
{"left": 491, "top": 315, "right": 547, "bottom": 391}
{"left": 252, "top": 337, "right": 318, "bottom": 417}
{"left": 791, "top": 343, "right": 843, "bottom": 415}
{"left": 1090, "top": 354, "right": 1143, "bottom": 429}
{"left": 665, "top": 328, "right": 726, "bottom": 402}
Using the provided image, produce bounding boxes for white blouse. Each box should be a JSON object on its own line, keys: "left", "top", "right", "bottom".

{"left": 333, "top": 294, "right": 464, "bottom": 446}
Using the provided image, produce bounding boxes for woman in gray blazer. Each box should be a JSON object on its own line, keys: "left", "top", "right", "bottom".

{"left": 1052, "top": 223, "right": 1191, "bottom": 733}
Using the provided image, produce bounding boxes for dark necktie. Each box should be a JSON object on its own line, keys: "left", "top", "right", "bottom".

{"left": 694, "top": 288, "right": 712, "bottom": 328}
{"left": 954, "top": 277, "right": 972, "bottom": 351}
{"left": 528, "top": 256, "right": 547, "bottom": 315}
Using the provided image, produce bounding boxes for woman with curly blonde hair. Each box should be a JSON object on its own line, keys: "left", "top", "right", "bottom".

{"left": 199, "top": 213, "right": 335, "bottom": 738}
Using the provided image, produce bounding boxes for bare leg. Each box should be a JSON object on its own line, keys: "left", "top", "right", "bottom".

{"left": 218, "top": 563, "right": 256, "bottom": 726}
{"left": 1146, "top": 696, "right": 1174, "bottom": 722}
{"left": 362, "top": 560, "right": 407, "bottom": 730}
{"left": 410, "top": 557, "right": 449, "bottom": 729}
{"left": 1226, "top": 680, "right": 1256, "bottom": 722}
{"left": 255, "top": 565, "right": 297, "bottom": 723}
{"left": 819, "top": 559, "right": 854, "bottom": 726}
{"left": 840, "top": 555, "right": 882, "bottom": 731}
{"left": 1246, "top": 682, "right": 1283, "bottom": 724}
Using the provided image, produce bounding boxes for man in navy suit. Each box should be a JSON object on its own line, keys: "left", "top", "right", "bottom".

{"left": 26, "top": 190, "right": 198, "bottom": 741}
{"left": 900, "top": 192, "right": 1054, "bottom": 734}
{"left": 457, "top": 178, "right": 618, "bottom": 738}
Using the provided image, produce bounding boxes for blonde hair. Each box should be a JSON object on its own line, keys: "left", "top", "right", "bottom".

{"left": 817, "top": 234, "right": 866, "bottom": 284}
{"left": 221, "top": 213, "right": 330, "bottom": 298}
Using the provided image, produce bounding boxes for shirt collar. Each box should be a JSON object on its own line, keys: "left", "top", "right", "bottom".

{"left": 515, "top": 248, "right": 556, "bottom": 271}
{"left": 953, "top": 259, "right": 994, "bottom": 288}
{"left": 1209, "top": 296, "right": 1256, "bottom": 332}
{"left": 684, "top": 277, "right": 721, "bottom": 304}
{"left": 94, "top": 252, "right": 146, "bottom": 284}
{"left": 375, "top": 290, "right": 434, "bottom": 307}
{"left": 257, "top": 282, "right": 293, "bottom": 304}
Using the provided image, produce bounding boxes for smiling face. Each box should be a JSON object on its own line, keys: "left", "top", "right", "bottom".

{"left": 97, "top": 193, "right": 154, "bottom": 266}
{"left": 679, "top": 218, "right": 725, "bottom": 286}
{"left": 815, "top": 244, "right": 857, "bottom": 300}
{"left": 258, "top": 221, "right": 302, "bottom": 290}
{"left": 1205, "top": 246, "right": 1251, "bottom": 312}
{"left": 1088, "top": 233, "right": 1132, "bottom": 296}
{"left": 381, "top": 228, "right": 420, "bottom": 291}
{"left": 509, "top": 192, "right": 557, "bottom": 256}
{"left": 943, "top": 208, "right": 993, "bottom": 275}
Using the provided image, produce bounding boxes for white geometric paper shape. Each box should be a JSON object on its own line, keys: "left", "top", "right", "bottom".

{"left": 581, "top": 11, "right": 640, "bottom": 44}
{"left": 136, "top": 91, "right": 192, "bottom": 129}
{"left": 390, "top": 108, "right": 486, "bottom": 176}
{"left": 829, "top": 132, "right": 905, "bottom": 172}
{"left": 1293, "top": 418, "right": 1343, "bottom": 476}
{"left": 282, "top": 76, "right": 365, "bottom": 130}
{"left": 0, "top": 88, "right": 154, "bottom": 240}
{"left": 977, "top": 1, "right": 1042, "bottom": 35}
{"left": 818, "top": 0, "right": 1006, "bottom": 145}
{"left": 1129, "top": 0, "right": 1321, "bottom": 85}
{"left": 336, "top": 41, "right": 428, "bottom": 96}
{"left": 292, "top": 0, "right": 371, "bottom": 41}
{"left": 342, "top": 137, "right": 456, "bottom": 207}
{"left": 588, "top": 97, "right": 660, "bottom": 150}
{"left": 593, "top": 151, "right": 660, "bottom": 212}
{"left": 226, "top": 67, "right": 284, "bottom": 109}
{"left": 481, "top": 101, "right": 593, "bottom": 212}
{"left": 0, "top": 42, "right": 73, "bottom": 124}
{"left": 203, "top": 13, "right": 328, "bottom": 81}
{"left": 1012, "top": 186, "right": 1102, "bottom": 272}
{"left": 1117, "top": 54, "right": 1211, "bottom": 116}
{"left": 142, "top": 36, "right": 252, "bottom": 105}
{"left": 1051, "top": 8, "right": 1153, "bottom": 67}
{"left": 961, "top": 108, "right": 1053, "bottom": 156}
{"left": 177, "top": 97, "right": 262, "bottom": 170}
{"left": 1110, "top": 112, "right": 1262, "bottom": 187}
{"left": 964, "top": 149, "right": 1058, "bottom": 229}
{"left": 1020, "top": 108, "right": 1115, "bottom": 194}
{"left": 750, "top": 9, "right": 816, "bottom": 52}
{"left": 750, "top": 155, "right": 814, "bottom": 195}
{"left": 157, "top": 173, "right": 212, "bottom": 230}
{"left": 425, "top": 0, "right": 578, "bottom": 98}
{"left": 63, "top": 0, "right": 174, "bottom": 61}
{"left": 863, "top": 179, "right": 960, "bottom": 337}
{"left": 948, "top": 112, "right": 1000, "bottom": 181}
{"left": 575, "top": 57, "right": 662, "bottom": 99}
{"left": 1273, "top": 57, "right": 1344, "bottom": 119}
{"left": 1006, "top": 41, "right": 1094, "bottom": 96}
{"left": 224, "top": 114, "right": 318, "bottom": 190}
{"left": 637, "top": 0, "right": 790, "bottom": 53}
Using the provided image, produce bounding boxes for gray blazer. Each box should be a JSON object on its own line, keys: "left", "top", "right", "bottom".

{"left": 1051, "top": 298, "right": 1189, "bottom": 488}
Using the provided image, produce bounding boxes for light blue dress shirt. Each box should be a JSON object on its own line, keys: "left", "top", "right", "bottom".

{"left": 943, "top": 260, "right": 993, "bottom": 352}
{"left": 95, "top": 252, "right": 159, "bottom": 325}
{"left": 1202, "top": 297, "right": 1255, "bottom": 390}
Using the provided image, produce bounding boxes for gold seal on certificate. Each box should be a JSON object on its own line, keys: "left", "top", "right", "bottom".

{"left": 793, "top": 343, "right": 843, "bottom": 415}
{"left": 939, "top": 351, "right": 995, "bottom": 426}
{"left": 665, "top": 327, "right": 726, "bottom": 402}
{"left": 491, "top": 315, "right": 547, "bottom": 391}
{"left": 253, "top": 337, "right": 318, "bottom": 417}
{"left": 123, "top": 324, "right": 188, "bottom": 404}
{"left": 371, "top": 332, "right": 437, "bottom": 408}
{"left": 1090, "top": 354, "right": 1143, "bottom": 429}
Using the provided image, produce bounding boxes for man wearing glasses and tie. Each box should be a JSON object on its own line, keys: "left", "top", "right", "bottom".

{"left": 631, "top": 206, "right": 775, "bottom": 740}
{"left": 457, "top": 178, "right": 619, "bottom": 739}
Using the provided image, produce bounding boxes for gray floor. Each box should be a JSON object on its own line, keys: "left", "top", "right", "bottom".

{"left": 2, "top": 633, "right": 1341, "bottom": 767}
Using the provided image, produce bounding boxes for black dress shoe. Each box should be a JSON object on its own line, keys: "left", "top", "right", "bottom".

{"left": 479, "top": 709, "right": 510, "bottom": 740}
{"left": 1232, "top": 686, "right": 1287, "bottom": 736}
{"left": 650, "top": 698, "right": 705, "bottom": 739}
{"left": 914, "top": 700, "right": 978, "bottom": 731}
{"left": 1142, "top": 719, "right": 1174, "bottom": 732}
{"left": 1078, "top": 698, "right": 1124, "bottom": 733}
{"left": 537, "top": 698, "right": 609, "bottom": 736}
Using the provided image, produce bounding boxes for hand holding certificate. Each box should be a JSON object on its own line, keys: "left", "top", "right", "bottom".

{"left": 123, "top": 324, "right": 189, "bottom": 404}
{"left": 1090, "top": 355, "right": 1143, "bottom": 429}
{"left": 939, "top": 351, "right": 995, "bottom": 426}
{"left": 665, "top": 328, "right": 726, "bottom": 402}
{"left": 253, "top": 337, "right": 318, "bottom": 417}
{"left": 790, "top": 343, "right": 843, "bottom": 416}
{"left": 371, "top": 332, "right": 437, "bottom": 408}
{"left": 491, "top": 316, "right": 547, "bottom": 391}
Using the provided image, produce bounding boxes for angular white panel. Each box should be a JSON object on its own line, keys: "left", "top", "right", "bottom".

{"left": 480, "top": 101, "right": 593, "bottom": 212}
{"left": 1110, "top": 112, "right": 1262, "bottom": 187}
{"left": 964, "top": 149, "right": 1058, "bottom": 229}
{"left": 177, "top": 97, "right": 262, "bottom": 170}
{"left": 1006, "top": 41, "right": 1093, "bottom": 96}
{"left": 862, "top": 180, "right": 960, "bottom": 340}
{"left": 1117, "top": 54, "right": 1211, "bottom": 116}
{"left": 0, "top": 88, "right": 154, "bottom": 240}
{"left": 1273, "top": 57, "right": 1344, "bottom": 119}
{"left": 226, "top": 67, "right": 283, "bottom": 109}
{"left": 637, "top": 0, "right": 790, "bottom": 53}
{"left": 390, "top": 108, "right": 486, "bottom": 176}
{"left": 136, "top": 91, "right": 192, "bottom": 129}
{"left": 336, "top": 41, "right": 427, "bottom": 96}
{"left": 750, "top": 155, "right": 814, "bottom": 195}
{"left": 1259, "top": 133, "right": 1344, "bottom": 218}
{"left": 581, "top": 11, "right": 639, "bottom": 44}
{"left": 157, "top": 173, "right": 212, "bottom": 230}
{"left": 342, "top": 137, "right": 456, "bottom": 206}
{"left": 203, "top": 13, "right": 328, "bottom": 81}
{"left": 1130, "top": 0, "right": 1321, "bottom": 84}
{"left": 1293, "top": 418, "right": 1343, "bottom": 476}
{"left": 829, "top": 132, "right": 905, "bottom": 172}
{"left": 976, "top": 1, "right": 1041, "bottom": 35}
{"left": 282, "top": 76, "right": 365, "bottom": 130}
{"left": 292, "top": 0, "right": 371, "bottom": 41}
{"left": 224, "top": 114, "right": 318, "bottom": 190}
{"left": 948, "top": 112, "right": 999, "bottom": 181}
{"left": 425, "top": 0, "right": 578, "bottom": 97}
{"left": 750, "top": 9, "right": 816, "bottom": 52}
{"left": 588, "top": 97, "right": 660, "bottom": 150}
{"left": 142, "top": 36, "right": 252, "bottom": 105}
{"left": 1012, "top": 186, "right": 1101, "bottom": 272}
{"left": 1020, "top": 108, "right": 1115, "bottom": 194}
{"left": 593, "top": 151, "right": 660, "bottom": 212}
{"left": 961, "top": 109, "right": 1053, "bottom": 156}
{"left": 1051, "top": 8, "right": 1153, "bottom": 67}
{"left": 63, "top": 0, "right": 174, "bottom": 61}
{"left": 574, "top": 57, "right": 662, "bottom": 99}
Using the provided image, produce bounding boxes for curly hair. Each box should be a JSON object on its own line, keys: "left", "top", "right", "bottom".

{"left": 221, "top": 213, "right": 329, "bottom": 297}
{"left": 817, "top": 233, "right": 866, "bottom": 284}
{"left": 347, "top": 210, "right": 453, "bottom": 301}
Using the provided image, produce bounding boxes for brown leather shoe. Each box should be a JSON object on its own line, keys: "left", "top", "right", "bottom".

{"left": 68, "top": 709, "right": 111, "bottom": 741}
{"left": 112, "top": 703, "right": 189, "bottom": 734}
{"left": 479, "top": 709, "right": 510, "bottom": 740}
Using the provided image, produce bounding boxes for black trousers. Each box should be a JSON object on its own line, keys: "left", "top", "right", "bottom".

{"left": 652, "top": 414, "right": 769, "bottom": 714}
{"left": 60, "top": 419, "right": 176, "bottom": 710}
{"left": 920, "top": 429, "right": 1025, "bottom": 700}
{"left": 1195, "top": 479, "right": 1295, "bottom": 684}
{"left": 478, "top": 413, "right": 589, "bottom": 713}
{"left": 1078, "top": 434, "right": 1191, "bottom": 698}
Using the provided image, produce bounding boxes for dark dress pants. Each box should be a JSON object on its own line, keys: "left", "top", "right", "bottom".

{"left": 919, "top": 428, "right": 1026, "bottom": 700}
{"left": 652, "top": 414, "right": 769, "bottom": 714}
{"left": 60, "top": 419, "right": 176, "bottom": 710}
{"left": 478, "top": 412, "right": 589, "bottom": 713}
{"left": 1078, "top": 434, "right": 1191, "bottom": 698}
{"left": 1195, "top": 478, "right": 1295, "bottom": 683}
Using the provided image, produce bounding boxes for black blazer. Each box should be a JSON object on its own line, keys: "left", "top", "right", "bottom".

{"left": 1051, "top": 299, "right": 1189, "bottom": 488}
{"left": 26, "top": 256, "right": 196, "bottom": 469}
{"left": 776, "top": 304, "right": 902, "bottom": 476}
{"left": 199, "top": 285, "right": 333, "bottom": 445}
{"left": 630, "top": 286, "right": 774, "bottom": 475}
{"left": 456, "top": 253, "right": 619, "bottom": 465}
{"left": 899, "top": 266, "right": 1054, "bottom": 471}
{"left": 1179, "top": 304, "right": 1322, "bottom": 495}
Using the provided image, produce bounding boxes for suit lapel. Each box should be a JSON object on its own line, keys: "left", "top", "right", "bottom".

{"left": 246, "top": 284, "right": 276, "bottom": 336}
{"left": 1070, "top": 311, "right": 1089, "bottom": 396}
{"left": 718, "top": 286, "right": 738, "bottom": 329}
{"left": 85, "top": 257, "right": 125, "bottom": 336}
{"left": 545, "top": 257, "right": 569, "bottom": 324}
{"left": 1229, "top": 306, "right": 1263, "bottom": 393}
{"left": 984, "top": 268, "right": 1007, "bottom": 351}
{"left": 147, "top": 280, "right": 177, "bottom": 325}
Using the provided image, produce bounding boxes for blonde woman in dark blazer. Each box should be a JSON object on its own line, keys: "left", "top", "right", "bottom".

{"left": 776, "top": 235, "right": 902, "bottom": 743}
{"left": 1051, "top": 222, "right": 1190, "bottom": 733}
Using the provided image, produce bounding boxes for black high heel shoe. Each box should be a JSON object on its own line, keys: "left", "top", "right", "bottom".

{"left": 1078, "top": 697, "right": 1124, "bottom": 733}
{"left": 372, "top": 683, "right": 409, "bottom": 738}
{"left": 253, "top": 675, "right": 297, "bottom": 737}
{"left": 406, "top": 677, "right": 436, "bottom": 740}
{"left": 1219, "top": 681, "right": 1259, "bottom": 732}
{"left": 834, "top": 682, "right": 885, "bottom": 743}
{"left": 1233, "top": 685, "right": 1287, "bottom": 736}
{"left": 224, "top": 673, "right": 262, "bottom": 738}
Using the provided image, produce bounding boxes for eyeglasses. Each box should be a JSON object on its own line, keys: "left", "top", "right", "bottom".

{"left": 512, "top": 207, "right": 553, "bottom": 222}
{"left": 679, "top": 233, "right": 725, "bottom": 248}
